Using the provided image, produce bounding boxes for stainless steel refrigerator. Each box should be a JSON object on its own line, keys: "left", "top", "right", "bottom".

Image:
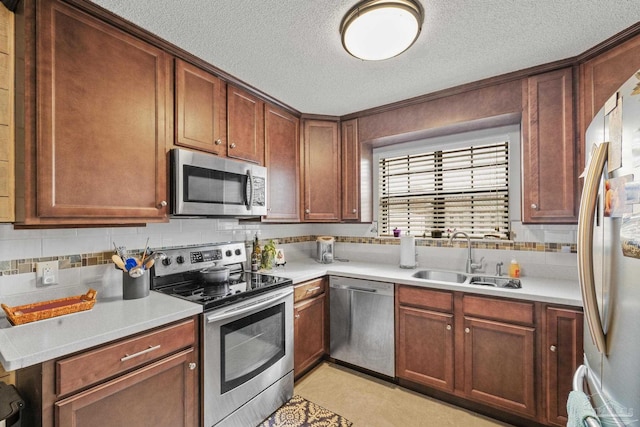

{"left": 577, "top": 70, "right": 640, "bottom": 426}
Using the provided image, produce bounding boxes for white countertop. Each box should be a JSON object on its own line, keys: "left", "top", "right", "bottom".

{"left": 268, "top": 259, "right": 583, "bottom": 307}
{"left": 0, "top": 290, "right": 202, "bottom": 371}
{"left": 0, "top": 258, "right": 580, "bottom": 372}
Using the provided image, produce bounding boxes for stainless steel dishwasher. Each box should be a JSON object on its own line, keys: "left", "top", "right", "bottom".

{"left": 329, "top": 276, "right": 395, "bottom": 377}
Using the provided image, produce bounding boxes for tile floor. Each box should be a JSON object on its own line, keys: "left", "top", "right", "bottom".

{"left": 294, "top": 362, "right": 514, "bottom": 427}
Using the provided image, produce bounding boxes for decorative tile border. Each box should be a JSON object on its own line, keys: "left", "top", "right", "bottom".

{"left": 0, "top": 236, "right": 576, "bottom": 276}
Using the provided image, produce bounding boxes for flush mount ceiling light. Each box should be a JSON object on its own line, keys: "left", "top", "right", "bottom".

{"left": 340, "top": 0, "right": 424, "bottom": 61}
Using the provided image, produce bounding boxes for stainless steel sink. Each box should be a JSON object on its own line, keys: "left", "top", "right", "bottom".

{"left": 411, "top": 269, "right": 468, "bottom": 284}
{"left": 468, "top": 276, "right": 522, "bottom": 288}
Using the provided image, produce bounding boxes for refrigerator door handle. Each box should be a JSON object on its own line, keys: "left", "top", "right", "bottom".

{"left": 577, "top": 142, "right": 608, "bottom": 355}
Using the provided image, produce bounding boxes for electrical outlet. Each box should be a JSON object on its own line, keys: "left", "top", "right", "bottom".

{"left": 36, "top": 260, "right": 59, "bottom": 286}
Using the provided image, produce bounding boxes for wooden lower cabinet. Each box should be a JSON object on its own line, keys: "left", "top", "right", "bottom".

{"left": 396, "top": 305, "right": 454, "bottom": 392}
{"left": 396, "top": 286, "right": 548, "bottom": 423}
{"left": 294, "top": 278, "right": 327, "bottom": 377}
{"left": 463, "top": 316, "right": 536, "bottom": 417}
{"left": 544, "top": 307, "right": 583, "bottom": 427}
{"left": 15, "top": 318, "right": 199, "bottom": 427}
{"left": 56, "top": 349, "right": 196, "bottom": 427}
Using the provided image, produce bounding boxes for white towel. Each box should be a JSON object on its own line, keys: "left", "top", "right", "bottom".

{"left": 567, "top": 390, "right": 601, "bottom": 427}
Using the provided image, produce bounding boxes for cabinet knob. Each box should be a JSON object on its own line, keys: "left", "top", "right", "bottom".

{"left": 550, "top": 345, "right": 557, "bottom": 352}
{"left": 352, "top": 209, "right": 357, "bottom": 214}
{"left": 214, "top": 139, "right": 222, "bottom": 145}
{"left": 531, "top": 203, "right": 538, "bottom": 210}
{"left": 230, "top": 143, "right": 236, "bottom": 149}
{"left": 446, "top": 325, "right": 452, "bottom": 331}
{"left": 305, "top": 209, "right": 310, "bottom": 214}
{"left": 465, "top": 327, "right": 470, "bottom": 334}
{"left": 295, "top": 314, "right": 300, "bottom": 319}
{"left": 189, "top": 362, "right": 197, "bottom": 370}
{"left": 158, "top": 201, "right": 167, "bottom": 208}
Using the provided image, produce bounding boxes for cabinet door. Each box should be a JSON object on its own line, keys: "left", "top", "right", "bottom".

{"left": 264, "top": 104, "right": 300, "bottom": 221}
{"left": 294, "top": 293, "right": 326, "bottom": 376}
{"left": 341, "top": 119, "right": 360, "bottom": 221}
{"left": 544, "top": 307, "right": 583, "bottom": 427}
{"left": 302, "top": 120, "right": 340, "bottom": 221}
{"left": 396, "top": 305, "right": 454, "bottom": 392}
{"left": 464, "top": 317, "right": 536, "bottom": 418}
{"left": 522, "top": 68, "right": 576, "bottom": 223}
{"left": 56, "top": 348, "right": 197, "bottom": 427}
{"left": 35, "top": 0, "right": 169, "bottom": 221}
{"left": 175, "top": 59, "right": 227, "bottom": 155}
{"left": 227, "top": 85, "right": 264, "bottom": 164}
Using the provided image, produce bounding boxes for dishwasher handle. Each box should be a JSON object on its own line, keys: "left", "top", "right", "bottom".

{"left": 331, "top": 285, "right": 377, "bottom": 293}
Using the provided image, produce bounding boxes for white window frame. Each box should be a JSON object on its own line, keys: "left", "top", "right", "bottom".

{"left": 372, "top": 125, "right": 521, "bottom": 238}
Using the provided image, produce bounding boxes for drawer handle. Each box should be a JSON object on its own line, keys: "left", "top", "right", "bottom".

{"left": 305, "top": 287, "right": 321, "bottom": 293}
{"left": 446, "top": 325, "right": 452, "bottom": 331}
{"left": 120, "top": 344, "right": 161, "bottom": 362}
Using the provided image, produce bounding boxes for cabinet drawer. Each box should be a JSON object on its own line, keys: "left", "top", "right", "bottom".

{"left": 463, "top": 295, "right": 534, "bottom": 325}
{"left": 397, "top": 285, "right": 453, "bottom": 313}
{"left": 294, "top": 278, "right": 326, "bottom": 303}
{"left": 56, "top": 318, "right": 195, "bottom": 396}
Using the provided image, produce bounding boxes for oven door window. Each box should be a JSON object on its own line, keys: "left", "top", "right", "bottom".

{"left": 220, "top": 302, "right": 286, "bottom": 393}
{"left": 183, "top": 164, "right": 246, "bottom": 206}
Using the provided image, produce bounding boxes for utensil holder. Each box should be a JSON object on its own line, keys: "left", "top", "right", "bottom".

{"left": 122, "top": 272, "right": 149, "bottom": 300}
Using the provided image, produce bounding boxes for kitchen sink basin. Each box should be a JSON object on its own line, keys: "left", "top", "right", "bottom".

{"left": 412, "top": 269, "right": 468, "bottom": 284}
{"left": 468, "top": 276, "right": 522, "bottom": 288}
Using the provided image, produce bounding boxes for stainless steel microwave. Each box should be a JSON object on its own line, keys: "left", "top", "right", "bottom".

{"left": 171, "top": 148, "right": 267, "bottom": 217}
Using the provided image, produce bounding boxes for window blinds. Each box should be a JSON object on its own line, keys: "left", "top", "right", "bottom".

{"left": 378, "top": 142, "right": 509, "bottom": 238}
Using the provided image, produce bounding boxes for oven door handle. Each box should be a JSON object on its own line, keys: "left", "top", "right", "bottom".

{"left": 206, "top": 288, "right": 293, "bottom": 323}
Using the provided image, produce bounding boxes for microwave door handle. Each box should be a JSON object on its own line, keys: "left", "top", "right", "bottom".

{"left": 577, "top": 142, "right": 608, "bottom": 355}
{"left": 246, "top": 170, "right": 254, "bottom": 210}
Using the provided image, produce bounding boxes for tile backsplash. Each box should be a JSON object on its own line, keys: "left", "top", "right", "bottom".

{"left": 0, "top": 219, "right": 578, "bottom": 276}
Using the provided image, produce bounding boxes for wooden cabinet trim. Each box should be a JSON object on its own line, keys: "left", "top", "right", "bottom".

{"left": 294, "top": 277, "right": 326, "bottom": 303}
{"left": 397, "top": 285, "right": 453, "bottom": 312}
{"left": 463, "top": 294, "right": 535, "bottom": 325}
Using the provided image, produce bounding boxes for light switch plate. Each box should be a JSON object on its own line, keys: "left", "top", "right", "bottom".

{"left": 36, "top": 260, "right": 59, "bottom": 286}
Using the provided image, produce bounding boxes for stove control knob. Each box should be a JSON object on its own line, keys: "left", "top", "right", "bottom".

{"left": 176, "top": 256, "right": 185, "bottom": 264}
{"left": 162, "top": 257, "right": 172, "bottom": 266}
{"left": 235, "top": 249, "right": 241, "bottom": 256}
{"left": 226, "top": 250, "right": 232, "bottom": 257}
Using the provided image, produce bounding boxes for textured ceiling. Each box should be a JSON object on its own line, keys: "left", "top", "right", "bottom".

{"left": 89, "top": 0, "right": 640, "bottom": 116}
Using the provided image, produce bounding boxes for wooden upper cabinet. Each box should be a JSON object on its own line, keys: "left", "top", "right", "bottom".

{"left": 264, "top": 104, "right": 300, "bottom": 222}
{"left": 341, "top": 119, "right": 359, "bottom": 221}
{"left": 522, "top": 67, "right": 577, "bottom": 223}
{"left": 227, "top": 85, "right": 264, "bottom": 164}
{"left": 175, "top": 58, "right": 227, "bottom": 155}
{"left": 20, "top": 0, "right": 170, "bottom": 224}
{"left": 302, "top": 119, "right": 340, "bottom": 222}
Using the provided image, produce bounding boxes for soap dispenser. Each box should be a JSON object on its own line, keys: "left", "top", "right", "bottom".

{"left": 509, "top": 259, "right": 520, "bottom": 278}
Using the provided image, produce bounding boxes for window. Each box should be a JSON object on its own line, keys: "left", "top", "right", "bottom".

{"left": 377, "top": 140, "right": 510, "bottom": 239}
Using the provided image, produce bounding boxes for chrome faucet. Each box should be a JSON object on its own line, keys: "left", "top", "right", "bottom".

{"left": 448, "top": 231, "right": 483, "bottom": 274}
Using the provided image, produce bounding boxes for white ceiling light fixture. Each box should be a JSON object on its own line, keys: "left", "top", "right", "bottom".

{"left": 340, "top": 0, "right": 424, "bottom": 61}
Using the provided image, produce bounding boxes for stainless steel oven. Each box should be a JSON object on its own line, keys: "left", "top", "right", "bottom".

{"left": 150, "top": 243, "right": 293, "bottom": 427}
{"left": 204, "top": 288, "right": 293, "bottom": 426}
{"left": 171, "top": 148, "right": 267, "bottom": 217}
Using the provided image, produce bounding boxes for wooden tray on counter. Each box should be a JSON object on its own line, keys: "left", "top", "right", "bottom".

{"left": 1, "top": 289, "right": 97, "bottom": 326}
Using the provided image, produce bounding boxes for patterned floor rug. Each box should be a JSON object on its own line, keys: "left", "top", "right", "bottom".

{"left": 260, "top": 394, "right": 353, "bottom": 427}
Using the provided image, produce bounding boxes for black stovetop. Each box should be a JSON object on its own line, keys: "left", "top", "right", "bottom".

{"left": 153, "top": 271, "right": 292, "bottom": 310}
